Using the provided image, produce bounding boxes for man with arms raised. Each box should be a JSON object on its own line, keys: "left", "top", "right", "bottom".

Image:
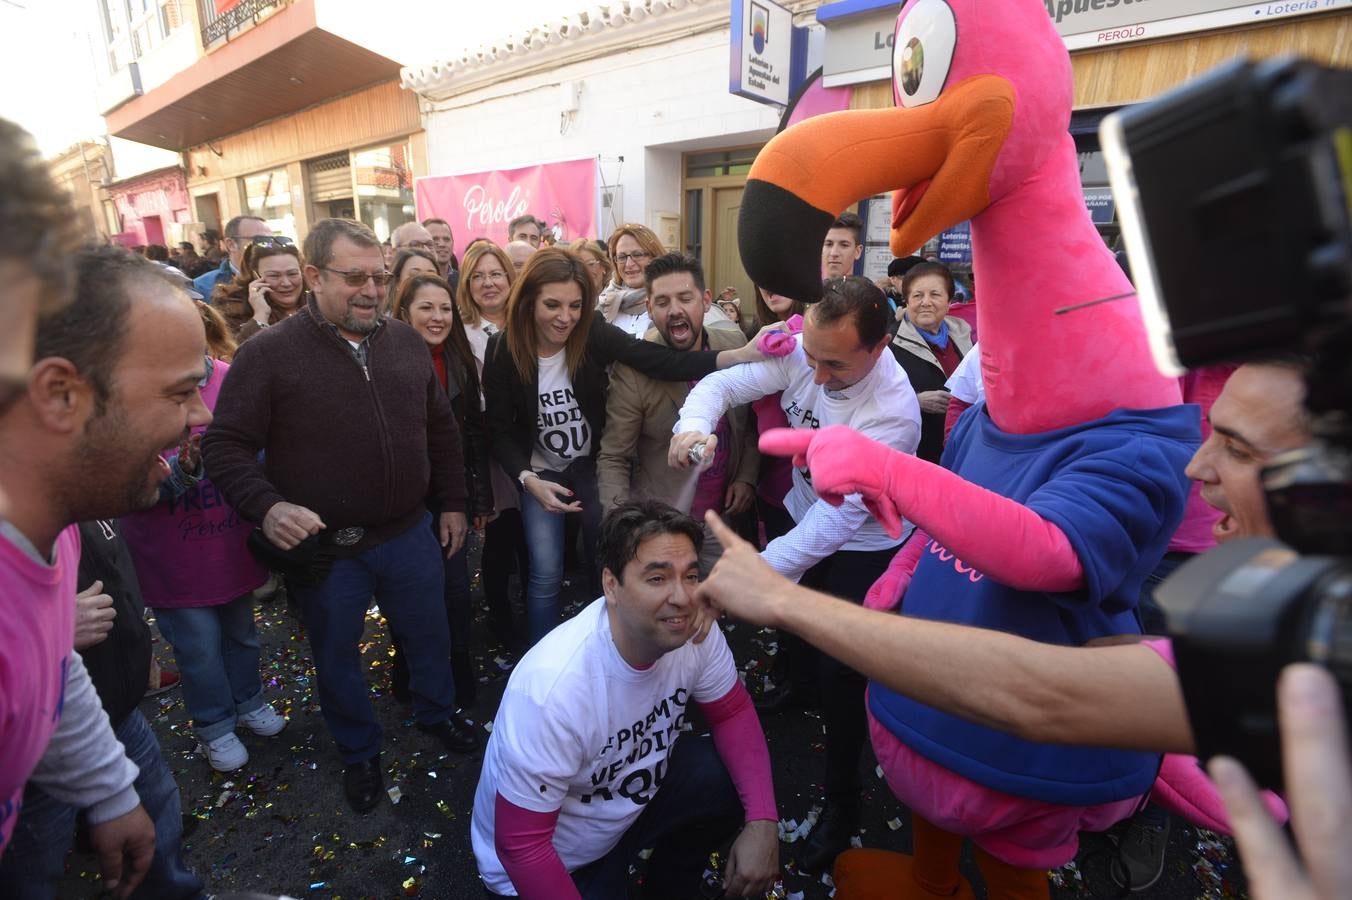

{"left": 472, "top": 501, "right": 779, "bottom": 899}
{"left": 668, "top": 276, "right": 920, "bottom": 867}
{"left": 598, "top": 253, "right": 758, "bottom": 573}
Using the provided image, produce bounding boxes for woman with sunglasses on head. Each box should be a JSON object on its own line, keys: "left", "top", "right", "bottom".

{"left": 211, "top": 236, "right": 304, "bottom": 342}
{"left": 385, "top": 273, "right": 493, "bottom": 708}
{"left": 455, "top": 241, "right": 530, "bottom": 651}
{"left": 392, "top": 247, "right": 440, "bottom": 292}
{"left": 483, "top": 248, "right": 768, "bottom": 645}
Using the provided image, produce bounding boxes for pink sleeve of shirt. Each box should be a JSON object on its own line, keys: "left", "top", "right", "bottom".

{"left": 493, "top": 794, "right": 580, "bottom": 900}
{"left": 697, "top": 682, "right": 777, "bottom": 823}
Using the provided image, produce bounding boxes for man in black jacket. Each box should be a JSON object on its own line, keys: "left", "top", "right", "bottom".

{"left": 0, "top": 519, "right": 204, "bottom": 898}
{"left": 201, "top": 218, "right": 480, "bottom": 814}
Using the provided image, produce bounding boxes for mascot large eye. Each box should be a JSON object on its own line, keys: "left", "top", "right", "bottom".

{"left": 893, "top": 0, "right": 956, "bottom": 108}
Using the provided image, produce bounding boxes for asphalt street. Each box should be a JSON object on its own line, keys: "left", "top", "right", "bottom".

{"left": 56, "top": 535, "right": 1250, "bottom": 899}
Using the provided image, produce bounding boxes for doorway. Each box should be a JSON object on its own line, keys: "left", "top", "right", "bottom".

{"left": 682, "top": 146, "right": 761, "bottom": 328}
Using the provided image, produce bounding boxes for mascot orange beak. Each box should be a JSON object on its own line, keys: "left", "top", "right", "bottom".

{"left": 739, "top": 74, "right": 1014, "bottom": 301}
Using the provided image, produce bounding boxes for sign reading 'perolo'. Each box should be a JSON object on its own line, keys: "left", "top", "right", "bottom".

{"left": 413, "top": 159, "right": 598, "bottom": 260}
{"left": 1047, "top": 0, "right": 1349, "bottom": 49}
{"left": 817, "top": 0, "right": 1346, "bottom": 86}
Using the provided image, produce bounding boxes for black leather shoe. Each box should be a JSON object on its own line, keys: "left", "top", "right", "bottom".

{"left": 754, "top": 682, "right": 806, "bottom": 715}
{"left": 797, "top": 803, "right": 859, "bottom": 872}
{"left": 343, "top": 756, "right": 384, "bottom": 813}
{"left": 417, "top": 715, "right": 482, "bottom": 754}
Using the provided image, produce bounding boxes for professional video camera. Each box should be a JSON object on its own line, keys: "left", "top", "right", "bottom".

{"left": 1100, "top": 56, "right": 1352, "bottom": 790}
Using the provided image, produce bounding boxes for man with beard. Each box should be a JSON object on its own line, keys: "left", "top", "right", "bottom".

{"left": 597, "top": 254, "right": 758, "bottom": 575}
{"left": 0, "top": 239, "right": 212, "bottom": 898}
{"left": 202, "top": 218, "right": 480, "bottom": 815}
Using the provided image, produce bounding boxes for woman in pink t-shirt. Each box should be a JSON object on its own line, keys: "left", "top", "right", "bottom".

{"left": 120, "top": 303, "right": 283, "bottom": 773}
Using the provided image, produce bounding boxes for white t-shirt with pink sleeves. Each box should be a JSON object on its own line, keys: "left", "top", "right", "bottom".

{"left": 471, "top": 597, "right": 737, "bottom": 895}
{"left": 0, "top": 524, "right": 79, "bottom": 854}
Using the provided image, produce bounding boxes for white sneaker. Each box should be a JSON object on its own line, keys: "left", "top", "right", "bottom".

{"left": 238, "top": 703, "right": 287, "bottom": 737}
{"left": 200, "top": 732, "right": 248, "bottom": 772}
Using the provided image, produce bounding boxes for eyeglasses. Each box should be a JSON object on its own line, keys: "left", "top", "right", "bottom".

{"left": 615, "top": 251, "right": 652, "bottom": 265}
{"left": 582, "top": 259, "right": 604, "bottom": 270}
{"left": 469, "top": 270, "right": 508, "bottom": 284}
{"left": 250, "top": 235, "right": 295, "bottom": 248}
{"left": 404, "top": 239, "right": 433, "bottom": 250}
{"left": 320, "top": 267, "right": 394, "bottom": 287}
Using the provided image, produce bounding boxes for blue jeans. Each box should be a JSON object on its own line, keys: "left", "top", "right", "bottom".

{"left": 290, "top": 513, "right": 456, "bottom": 763}
{"left": 0, "top": 709, "right": 204, "bottom": 900}
{"left": 390, "top": 529, "right": 473, "bottom": 696}
{"left": 153, "top": 593, "right": 264, "bottom": 742}
{"left": 484, "top": 735, "right": 745, "bottom": 899}
{"left": 519, "top": 458, "right": 602, "bottom": 645}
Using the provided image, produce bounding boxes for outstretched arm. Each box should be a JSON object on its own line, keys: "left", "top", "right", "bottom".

{"left": 695, "top": 513, "right": 1193, "bottom": 753}
{"left": 761, "top": 426, "right": 1083, "bottom": 592}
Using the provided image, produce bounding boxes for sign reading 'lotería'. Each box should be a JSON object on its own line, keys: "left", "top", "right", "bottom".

{"left": 730, "top": 0, "right": 794, "bottom": 106}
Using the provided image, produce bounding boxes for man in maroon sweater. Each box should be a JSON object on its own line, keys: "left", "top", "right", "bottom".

{"left": 202, "top": 218, "right": 480, "bottom": 814}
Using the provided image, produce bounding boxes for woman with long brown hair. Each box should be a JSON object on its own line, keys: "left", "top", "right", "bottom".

{"left": 386, "top": 273, "right": 492, "bottom": 706}
{"left": 210, "top": 237, "right": 304, "bottom": 341}
{"left": 482, "top": 247, "right": 765, "bottom": 643}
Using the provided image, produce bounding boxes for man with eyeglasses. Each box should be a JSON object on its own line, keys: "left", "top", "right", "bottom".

{"left": 192, "top": 215, "right": 271, "bottom": 299}
{"left": 202, "top": 218, "right": 482, "bottom": 815}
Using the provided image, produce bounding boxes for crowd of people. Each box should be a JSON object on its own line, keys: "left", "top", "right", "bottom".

{"left": 0, "top": 107, "right": 1345, "bottom": 900}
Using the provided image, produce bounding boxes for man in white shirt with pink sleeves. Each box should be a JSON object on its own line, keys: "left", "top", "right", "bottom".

{"left": 471, "top": 500, "right": 779, "bottom": 899}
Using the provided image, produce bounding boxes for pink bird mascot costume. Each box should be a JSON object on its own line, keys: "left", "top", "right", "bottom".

{"left": 736, "top": 0, "right": 1209, "bottom": 896}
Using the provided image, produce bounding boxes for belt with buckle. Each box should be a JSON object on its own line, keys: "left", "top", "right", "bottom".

{"left": 325, "top": 526, "right": 366, "bottom": 547}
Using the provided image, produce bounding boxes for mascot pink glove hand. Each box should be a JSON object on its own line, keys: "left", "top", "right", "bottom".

{"left": 755, "top": 314, "right": 804, "bottom": 357}
{"left": 759, "top": 424, "right": 906, "bottom": 537}
{"left": 759, "top": 425, "right": 1085, "bottom": 592}
{"left": 863, "top": 530, "right": 927, "bottom": 611}
{"left": 1152, "top": 753, "right": 1289, "bottom": 835}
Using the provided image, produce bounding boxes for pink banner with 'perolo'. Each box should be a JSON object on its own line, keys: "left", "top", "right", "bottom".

{"left": 414, "top": 158, "right": 598, "bottom": 259}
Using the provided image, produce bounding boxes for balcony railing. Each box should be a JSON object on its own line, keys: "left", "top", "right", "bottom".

{"left": 198, "top": 0, "right": 285, "bottom": 49}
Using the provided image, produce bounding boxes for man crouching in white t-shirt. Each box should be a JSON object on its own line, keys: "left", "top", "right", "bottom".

{"left": 471, "top": 500, "right": 780, "bottom": 899}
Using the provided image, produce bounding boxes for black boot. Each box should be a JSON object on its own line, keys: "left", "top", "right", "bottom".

{"left": 797, "top": 802, "right": 859, "bottom": 873}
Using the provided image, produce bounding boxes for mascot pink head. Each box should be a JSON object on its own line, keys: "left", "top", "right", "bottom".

{"left": 738, "top": 0, "right": 1181, "bottom": 433}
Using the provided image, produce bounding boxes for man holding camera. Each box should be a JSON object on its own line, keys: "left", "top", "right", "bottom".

{"left": 696, "top": 356, "right": 1342, "bottom": 897}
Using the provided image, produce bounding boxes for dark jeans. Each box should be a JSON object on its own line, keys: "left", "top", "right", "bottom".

{"left": 1137, "top": 551, "right": 1192, "bottom": 635}
{"left": 290, "top": 512, "right": 456, "bottom": 763}
{"left": 0, "top": 709, "right": 204, "bottom": 900}
{"left": 798, "top": 545, "right": 900, "bottom": 815}
{"left": 519, "top": 458, "right": 603, "bottom": 645}
{"left": 390, "top": 516, "right": 474, "bottom": 704}
{"left": 485, "top": 735, "right": 744, "bottom": 899}
{"left": 483, "top": 509, "right": 530, "bottom": 647}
